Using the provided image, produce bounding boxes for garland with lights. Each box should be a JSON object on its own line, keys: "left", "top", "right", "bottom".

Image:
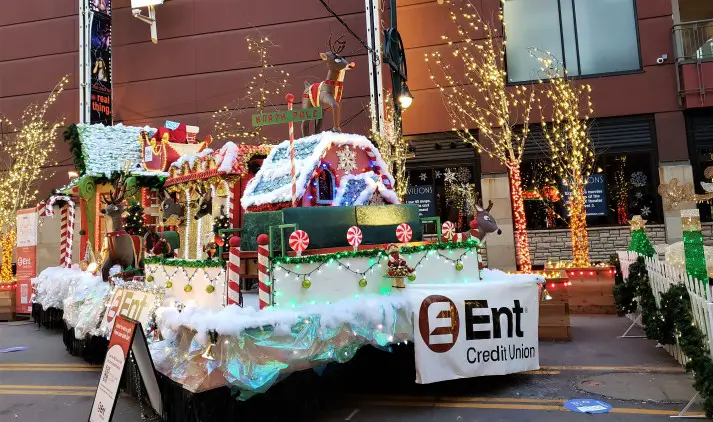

{"left": 620, "top": 256, "right": 713, "bottom": 417}
{"left": 143, "top": 257, "right": 225, "bottom": 268}
{"left": 212, "top": 205, "right": 231, "bottom": 241}
{"left": 272, "top": 239, "right": 480, "bottom": 265}
{"left": 611, "top": 254, "right": 637, "bottom": 316}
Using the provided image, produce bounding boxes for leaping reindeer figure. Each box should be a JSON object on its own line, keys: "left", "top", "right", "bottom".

{"left": 301, "top": 35, "right": 355, "bottom": 136}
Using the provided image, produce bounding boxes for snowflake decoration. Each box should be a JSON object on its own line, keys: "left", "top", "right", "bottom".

{"left": 456, "top": 167, "right": 471, "bottom": 183}
{"left": 369, "top": 192, "right": 386, "bottom": 205}
{"left": 419, "top": 172, "right": 428, "bottom": 182}
{"left": 435, "top": 170, "right": 442, "bottom": 179}
{"left": 443, "top": 168, "right": 457, "bottom": 184}
{"left": 640, "top": 205, "right": 651, "bottom": 217}
{"left": 336, "top": 146, "right": 358, "bottom": 173}
{"left": 630, "top": 171, "right": 648, "bottom": 188}
{"left": 635, "top": 192, "right": 643, "bottom": 199}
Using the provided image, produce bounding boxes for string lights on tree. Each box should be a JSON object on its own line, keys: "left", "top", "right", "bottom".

{"left": 0, "top": 76, "right": 69, "bottom": 282}
{"left": 534, "top": 52, "right": 594, "bottom": 267}
{"left": 370, "top": 90, "right": 409, "bottom": 202}
{"left": 425, "top": 3, "right": 535, "bottom": 272}
{"left": 212, "top": 35, "right": 289, "bottom": 143}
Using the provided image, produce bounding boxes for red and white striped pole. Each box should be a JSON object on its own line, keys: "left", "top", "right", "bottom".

{"left": 59, "top": 202, "right": 75, "bottom": 267}
{"left": 286, "top": 93, "right": 297, "bottom": 207}
{"left": 257, "top": 234, "right": 271, "bottom": 309}
{"left": 227, "top": 235, "right": 241, "bottom": 306}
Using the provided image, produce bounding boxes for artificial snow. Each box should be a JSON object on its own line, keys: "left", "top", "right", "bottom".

{"left": 77, "top": 123, "right": 156, "bottom": 177}
{"left": 170, "top": 148, "right": 214, "bottom": 170}
{"left": 32, "top": 267, "right": 103, "bottom": 310}
{"left": 156, "top": 294, "right": 410, "bottom": 345}
{"left": 241, "top": 131, "right": 395, "bottom": 209}
{"left": 332, "top": 172, "right": 397, "bottom": 206}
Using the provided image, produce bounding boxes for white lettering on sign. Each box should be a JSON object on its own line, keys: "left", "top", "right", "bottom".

{"left": 144, "top": 146, "right": 153, "bottom": 162}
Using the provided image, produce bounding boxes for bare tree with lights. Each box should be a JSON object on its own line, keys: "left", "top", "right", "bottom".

{"left": 535, "top": 53, "right": 595, "bottom": 267}
{"left": 0, "top": 76, "right": 69, "bottom": 281}
{"left": 370, "top": 90, "right": 410, "bottom": 203}
{"left": 212, "top": 35, "right": 289, "bottom": 143}
{"left": 425, "top": 2, "right": 535, "bottom": 272}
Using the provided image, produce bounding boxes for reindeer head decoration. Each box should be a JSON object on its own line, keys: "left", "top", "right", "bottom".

{"left": 472, "top": 200, "right": 502, "bottom": 241}
{"left": 160, "top": 191, "right": 184, "bottom": 224}
{"left": 194, "top": 186, "right": 213, "bottom": 220}
{"left": 301, "top": 34, "right": 356, "bottom": 136}
{"left": 101, "top": 176, "right": 127, "bottom": 231}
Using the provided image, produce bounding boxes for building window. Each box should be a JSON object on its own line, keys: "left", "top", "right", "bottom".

{"left": 503, "top": 0, "right": 641, "bottom": 82}
{"left": 317, "top": 169, "right": 335, "bottom": 204}
{"left": 521, "top": 152, "right": 661, "bottom": 229}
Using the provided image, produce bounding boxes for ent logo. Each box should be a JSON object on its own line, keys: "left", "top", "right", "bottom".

{"left": 418, "top": 295, "right": 460, "bottom": 353}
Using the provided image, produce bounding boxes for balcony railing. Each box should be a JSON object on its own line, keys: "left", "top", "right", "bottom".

{"left": 673, "top": 19, "right": 713, "bottom": 63}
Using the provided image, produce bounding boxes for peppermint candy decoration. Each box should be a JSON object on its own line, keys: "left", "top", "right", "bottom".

{"left": 442, "top": 221, "right": 456, "bottom": 241}
{"left": 289, "top": 230, "right": 310, "bottom": 255}
{"left": 347, "top": 226, "right": 362, "bottom": 250}
{"left": 396, "top": 223, "right": 413, "bottom": 244}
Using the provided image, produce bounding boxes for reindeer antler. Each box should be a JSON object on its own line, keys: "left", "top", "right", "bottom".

{"left": 326, "top": 33, "right": 346, "bottom": 55}
{"left": 486, "top": 200, "right": 493, "bottom": 212}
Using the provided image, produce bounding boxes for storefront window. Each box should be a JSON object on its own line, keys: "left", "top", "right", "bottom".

{"left": 521, "top": 152, "right": 661, "bottom": 229}
{"left": 405, "top": 165, "right": 480, "bottom": 233}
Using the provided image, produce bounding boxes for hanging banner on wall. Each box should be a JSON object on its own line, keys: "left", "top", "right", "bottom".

{"left": 406, "top": 280, "right": 540, "bottom": 384}
{"left": 562, "top": 174, "right": 608, "bottom": 217}
{"left": 81, "top": 0, "right": 112, "bottom": 125}
{"left": 15, "top": 208, "right": 38, "bottom": 314}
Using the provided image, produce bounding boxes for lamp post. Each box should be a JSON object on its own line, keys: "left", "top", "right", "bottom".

{"left": 383, "top": 0, "right": 413, "bottom": 138}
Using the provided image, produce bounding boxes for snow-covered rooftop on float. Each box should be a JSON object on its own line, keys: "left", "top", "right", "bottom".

{"left": 241, "top": 132, "right": 394, "bottom": 209}
{"left": 77, "top": 123, "right": 162, "bottom": 177}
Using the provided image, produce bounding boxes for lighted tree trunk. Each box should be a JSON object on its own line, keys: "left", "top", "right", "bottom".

{"left": 0, "top": 230, "right": 16, "bottom": 282}
{"left": 508, "top": 165, "right": 532, "bottom": 272}
{"left": 569, "top": 184, "right": 590, "bottom": 267}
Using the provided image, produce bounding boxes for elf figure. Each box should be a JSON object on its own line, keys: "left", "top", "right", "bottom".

{"left": 385, "top": 243, "right": 413, "bottom": 288}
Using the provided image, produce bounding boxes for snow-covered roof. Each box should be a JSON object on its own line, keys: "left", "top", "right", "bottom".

{"left": 77, "top": 123, "right": 159, "bottom": 177}
{"left": 241, "top": 132, "right": 394, "bottom": 209}
{"left": 333, "top": 172, "right": 398, "bottom": 206}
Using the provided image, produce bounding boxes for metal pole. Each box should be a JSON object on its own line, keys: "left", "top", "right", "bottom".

{"left": 389, "top": 0, "right": 403, "bottom": 138}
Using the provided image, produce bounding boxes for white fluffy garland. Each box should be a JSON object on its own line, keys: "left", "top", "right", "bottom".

{"left": 77, "top": 123, "right": 156, "bottom": 177}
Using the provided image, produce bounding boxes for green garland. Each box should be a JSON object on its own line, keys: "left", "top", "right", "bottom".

{"left": 63, "top": 124, "right": 86, "bottom": 174}
{"left": 143, "top": 257, "right": 225, "bottom": 268}
{"left": 272, "top": 239, "right": 481, "bottom": 265}
{"left": 612, "top": 254, "right": 637, "bottom": 315}
{"left": 625, "top": 258, "right": 713, "bottom": 416}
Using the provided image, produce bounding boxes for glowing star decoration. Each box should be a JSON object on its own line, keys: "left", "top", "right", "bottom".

{"left": 419, "top": 172, "right": 428, "bottom": 182}
{"left": 443, "top": 168, "right": 457, "bottom": 184}
{"left": 629, "top": 215, "right": 647, "bottom": 231}
{"left": 336, "top": 146, "right": 358, "bottom": 173}
{"left": 640, "top": 206, "right": 651, "bottom": 217}
{"left": 435, "top": 170, "right": 442, "bottom": 179}
{"left": 457, "top": 167, "right": 471, "bottom": 183}
{"left": 289, "top": 230, "right": 310, "bottom": 256}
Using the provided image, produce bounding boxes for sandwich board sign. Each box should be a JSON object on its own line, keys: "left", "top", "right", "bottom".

{"left": 88, "top": 316, "right": 162, "bottom": 422}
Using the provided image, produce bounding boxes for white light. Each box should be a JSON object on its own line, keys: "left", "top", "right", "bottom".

{"left": 131, "top": 0, "right": 164, "bottom": 7}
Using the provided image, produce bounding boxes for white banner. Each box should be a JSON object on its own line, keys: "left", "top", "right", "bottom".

{"left": 100, "top": 288, "right": 158, "bottom": 334}
{"left": 406, "top": 280, "right": 540, "bottom": 384}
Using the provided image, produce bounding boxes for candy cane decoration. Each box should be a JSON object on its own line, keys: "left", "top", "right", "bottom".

{"left": 40, "top": 195, "right": 75, "bottom": 267}
{"left": 442, "top": 221, "right": 456, "bottom": 241}
{"left": 289, "top": 230, "right": 309, "bottom": 256}
{"left": 396, "top": 223, "right": 412, "bottom": 245}
{"left": 286, "top": 93, "right": 297, "bottom": 207}
{"left": 347, "top": 226, "right": 362, "bottom": 251}
{"left": 257, "top": 234, "right": 271, "bottom": 309}
{"left": 227, "top": 236, "right": 241, "bottom": 306}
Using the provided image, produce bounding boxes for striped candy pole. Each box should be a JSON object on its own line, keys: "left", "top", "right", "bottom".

{"left": 257, "top": 234, "right": 271, "bottom": 309}
{"left": 286, "top": 93, "right": 297, "bottom": 207}
{"left": 59, "top": 203, "right": 75, "bottom": 267}
{"left": 227, "top": 236, "right": 242, "bottom": 306}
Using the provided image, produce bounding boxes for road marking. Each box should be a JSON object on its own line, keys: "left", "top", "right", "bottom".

{"left": 0, "top": 367, "right": 101, "bottom": 372}
{"left": 540, "top": 365, "right": 685, "bottom": 373}
{"left": 0, "top": 390, "right": 95, "bottom": 397}
{"left": 0, "top": 385, "right": 96, "bottom": 391}
{"left": 0, "top": 363, "right": 100, "bottom": 368}
{"left": 358, "top": 399, "right": 705, "bottom": 416}
{"left": 520, "top": 370, "right": 561, "bottom": 375}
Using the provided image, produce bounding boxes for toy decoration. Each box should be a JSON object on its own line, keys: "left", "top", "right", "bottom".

{"left": 396, "top": 223, "right": 412, "bottom": 244}
{"left": 301, "top": 35, "right": 355, "bottom": 135}
{"left": 289, "top": 230, "right": 310, "bottom": 256}
{"left": 385, "top": 243, "right": 414, "bottom": 289}
{"left": 347, "top": 226, "right": 362, "bottom": 251}
{"left": 442, "top": 221, "right": 456, "bottom": 241}
{"left": 100, "top": 175, "right": 141, "bottom": 280}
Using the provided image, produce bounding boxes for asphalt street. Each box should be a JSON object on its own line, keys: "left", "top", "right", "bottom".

{"left": 0, "top": 316, "right": 707, "bottom": 421}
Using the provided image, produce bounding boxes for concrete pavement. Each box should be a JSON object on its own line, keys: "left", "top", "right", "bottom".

{"left": 0, "top": 316, "right": 707, "bottom": 421}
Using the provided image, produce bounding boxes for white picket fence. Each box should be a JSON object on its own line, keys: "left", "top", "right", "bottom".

{"left": 617, "top": 251, "right": 713, "bottom": 366}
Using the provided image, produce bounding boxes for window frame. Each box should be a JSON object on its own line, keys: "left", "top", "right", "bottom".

{"left": 502, "top": 0, "right": 644, "bottom": 85}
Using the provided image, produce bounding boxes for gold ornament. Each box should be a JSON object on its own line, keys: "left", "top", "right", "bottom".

{"left": 165, "top": 281, "right": 173, "bottom": 288}
{"left": 184, "top": 284, "right": 192, "bottom": 293}
{"left": 205, "top": 285, "right": 215, "bottom": 293}
{"left": 658, "top": 178, "right": 695, "bottom": 212}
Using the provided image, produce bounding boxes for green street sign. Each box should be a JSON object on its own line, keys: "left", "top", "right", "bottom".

{"left": 252, "top": 107, "right": 323, "bottom": 127}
